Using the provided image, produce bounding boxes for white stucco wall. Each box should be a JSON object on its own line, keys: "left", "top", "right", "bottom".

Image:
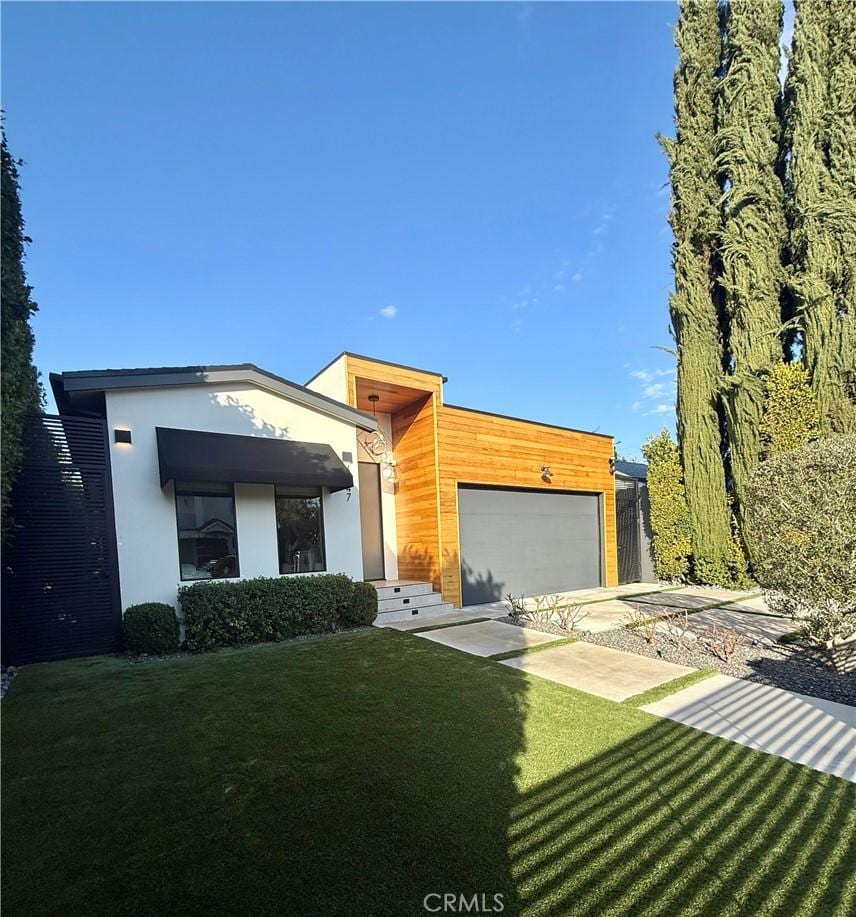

{"left": 106, "top": 381, "right": 364, "bottom": 612}
{"left": 305, "top": 355, "right": 348, "bottom": 401}
{"left": 309, "top": 357, "right": 399, "bottom": 581}
{"left": 356, "top": 411, "right": 399, "bottom": 581}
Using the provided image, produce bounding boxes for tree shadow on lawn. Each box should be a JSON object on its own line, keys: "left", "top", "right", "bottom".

{"left": 1, "top": 630, "right": 854, "bottom": 916}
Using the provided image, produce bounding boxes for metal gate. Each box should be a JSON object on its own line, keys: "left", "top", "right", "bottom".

{"left": 1, "top": 414, "right": 122, "bottom": 665}
{"left": 616, "top": 480, "right": 641, "bottom": 585}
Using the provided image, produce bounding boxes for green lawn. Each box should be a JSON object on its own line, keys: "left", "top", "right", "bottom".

{"left": 2, "top": 629, "right": 854, "bottom": 916}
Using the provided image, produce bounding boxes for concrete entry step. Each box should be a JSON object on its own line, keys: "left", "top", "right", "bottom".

{"left": 377, "top": 591, "right": 446, "bottom": 614}
{"left": 372, "top": 580, "right": 435, "bottom": 602}
{"left": 376, "top": 602, "right": 455, "bottom": 624}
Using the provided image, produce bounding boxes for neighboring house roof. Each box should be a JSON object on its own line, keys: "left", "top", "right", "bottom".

{"left": 50, "top": 363, "right": 377, "bottom": 432}
{"left": 614, "top": 460, "right": 648, "bottom": 480}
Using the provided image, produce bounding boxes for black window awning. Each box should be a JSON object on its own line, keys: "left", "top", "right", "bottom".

{"left": 155, "top": 427, "right": 354, "bottom": 492}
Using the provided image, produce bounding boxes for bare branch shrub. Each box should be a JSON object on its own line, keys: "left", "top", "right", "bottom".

{"left": 622, "top": 606, "right": 660, "bottom": 645}
{"left": 707, "top": 626, "right": 744, "bottom": 663}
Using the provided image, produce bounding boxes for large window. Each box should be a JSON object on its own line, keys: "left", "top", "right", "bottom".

{"left": 276, "top": 487, "right": 325, "bottom": 574}
{"left": 175, "top": 481, "right": 239, "bottom": 581}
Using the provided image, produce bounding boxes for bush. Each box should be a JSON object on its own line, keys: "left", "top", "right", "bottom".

{"left": 123, "top": 603, "right": 180, "bottom": 656}
{"left": 743, "top": 435, "right": 856, "bottom": 653}
{"left": 179, "top": 574, "right": 354, "bottom": 651}
{"left": 760, "top": 362, "right": 819, "bottom": 458}
{"left": 339, "top": 581, "right": 378, "bottom": 628}
{"left": 641, "top": 431, "right": 692, "bottom": 581}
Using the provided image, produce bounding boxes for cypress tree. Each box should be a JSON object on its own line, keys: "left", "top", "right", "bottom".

{"left": 1, "top": 129, "right": 43, "bottom": 540}
{"left": 717, "top": 0, "right": 789, "bottom": 512}
{"left": 785, "top": 0, "right": 856, "bottom": 433}
{"left": 661, "top": 0, "right": 735, "bottom": 585}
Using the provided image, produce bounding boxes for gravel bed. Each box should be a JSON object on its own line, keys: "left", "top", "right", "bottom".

{"left": 500, "top": 613, "right": 855, "bottom": 706}
{"left": 499, "top": 614, "right": 569, "bottom": 637}
{"left": 579, "top": 628, "right": 856, "bottom": 706}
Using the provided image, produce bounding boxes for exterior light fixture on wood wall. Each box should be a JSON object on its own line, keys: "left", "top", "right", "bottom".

{"left": 541, "top": 465, "right": 553, "bottom": 483}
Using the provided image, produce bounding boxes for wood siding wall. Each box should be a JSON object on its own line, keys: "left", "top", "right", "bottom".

{"left": 344, "top": 356, "right": 444, "bottom": 588}
{"left": 437, "top": 405, "right": 617, "bottom": 606}
{"left": 342, "top": 355, "right": 618, "bottom": 604}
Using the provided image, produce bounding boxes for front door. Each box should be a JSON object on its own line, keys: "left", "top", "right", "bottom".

{"left": 358, "top": 461, "right": 385, "bottom": 580}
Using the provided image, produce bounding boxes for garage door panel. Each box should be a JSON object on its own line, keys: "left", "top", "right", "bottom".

{"left": 458, "top": 486, "right": 602, "bottom": 605}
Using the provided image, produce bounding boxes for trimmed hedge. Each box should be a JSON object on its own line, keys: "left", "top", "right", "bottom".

{"left": 340, "top": 581, "right": 378, "bottom": 627}
{"left": 180, "top": 574, "right": 356, "bottom": 651}
{"left": 123, "top": 603, "right": 180, "bottom": 656}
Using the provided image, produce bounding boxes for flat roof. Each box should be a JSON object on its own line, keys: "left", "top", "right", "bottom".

{"left": 444, "top": 403, "right": 613, "bottom": 441}
{"left": 306, "top": 352, "right": 448, "bottom": 386}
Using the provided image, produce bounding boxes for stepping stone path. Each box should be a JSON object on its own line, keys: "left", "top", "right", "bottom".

{"left": 500, "top": 642, "right": 694, "bottom": 702}
{"left": 416, "top": 620, "right": 560, "bottom": 658}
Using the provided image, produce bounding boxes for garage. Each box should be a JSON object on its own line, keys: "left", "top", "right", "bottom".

{"left": 458, "top": 485, "right": 603, "bottom": 606}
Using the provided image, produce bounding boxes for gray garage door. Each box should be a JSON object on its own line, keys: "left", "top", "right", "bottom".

{"left": 458, "top": 486, "right": 602, "bottom": 606}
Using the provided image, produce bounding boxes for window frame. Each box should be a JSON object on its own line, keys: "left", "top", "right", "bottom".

{"left": 173, "top": 480, "right": 240, "bottom": 582}
{"left": 274, "top": 486, "right": 327, "bottom": 575}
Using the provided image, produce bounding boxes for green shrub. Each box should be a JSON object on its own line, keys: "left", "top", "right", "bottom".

{"left": 641, "top": 430, "right": 692, "bottom": 581}
{"left": 760, "top": 362, "right": 819, "bottom": 458}
{"left": 123, "top": 603, "right": 180, "bottom": 656}
{"left": 179, "top": 574, "right": 354, "bottom": 651}
{"left": 743, "top": 435, "right": 856, "bottom": 653}
{"left": 339, "top": 581, "right": 378, "bottom": 628}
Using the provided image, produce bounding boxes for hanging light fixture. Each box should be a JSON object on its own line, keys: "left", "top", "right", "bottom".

{"left": 361, "top": 393, "right": 397, "bottom": 483}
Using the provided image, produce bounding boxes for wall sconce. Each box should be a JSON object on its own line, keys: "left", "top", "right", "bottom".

{"left": 541, "top": 465, "right": 553, "bottom": 483}
{"left": 114, "top": 429, "right": 132, "bottom": 445}
{"left": 609, "top": 457, "right": 616, "bottom": 475}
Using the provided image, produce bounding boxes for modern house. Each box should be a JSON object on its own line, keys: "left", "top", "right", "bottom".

{"left": 4, "top": 353, "right": 617, "bottom": 661}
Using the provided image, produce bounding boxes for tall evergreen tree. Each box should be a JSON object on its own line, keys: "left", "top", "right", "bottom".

{"left": 661, "top": 0, "right": 736, "bottom": 585}
{"left": 785, "top": 0, "right": 856, "bottom": 434}
{"left": 1, "top": 129, "right": 43, "bottom": 540}
{"left": 717, "top": 0, "right": 789, "bottom": 513}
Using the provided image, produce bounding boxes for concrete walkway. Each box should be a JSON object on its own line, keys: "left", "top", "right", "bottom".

{"left": 641, "top": 674, "right": 856, "bottom": 782}
{"left": 416, "top": 619, "right": 560, "bottom": 657}
{"left": 500, "top": 641, "right": 694, "bottom": 702}
{"left": 409, "top": 613, "right": 855, "bottom": 781}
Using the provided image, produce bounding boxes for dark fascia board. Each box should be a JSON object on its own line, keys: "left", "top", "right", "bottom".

{"left": 306, "top": 351, "right": 449, "bottom": 386}
{"left": 56, "top": 364, "right": 377, "bottom": 432}
{"left": 443, "top": 403, "right": 614, "bottom": 441}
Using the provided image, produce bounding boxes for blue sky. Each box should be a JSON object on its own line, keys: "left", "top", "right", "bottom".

{"left": 3, "top": 1, "right": 683, "bottom": 458}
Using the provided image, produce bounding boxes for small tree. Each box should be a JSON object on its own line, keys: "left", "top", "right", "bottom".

{"left": 641, "top": 430, "right": 692, "bottom": 581}
{"left": 760, "top": 362, "right": 820, "bottom": 457}
{"left": 743, "top": 435, "right": 856, "bottom": 658}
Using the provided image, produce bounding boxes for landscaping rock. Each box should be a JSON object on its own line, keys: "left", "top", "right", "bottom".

{"left": 578, "top": 628, "right": 856, "bottom": 707}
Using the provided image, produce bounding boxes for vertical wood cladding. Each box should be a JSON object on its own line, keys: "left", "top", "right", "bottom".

{"left": 344, "top": 355, "right": 617, "bottom": 606}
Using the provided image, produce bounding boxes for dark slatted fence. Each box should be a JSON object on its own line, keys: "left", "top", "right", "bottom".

{"left": 2, "top": 414, "right": 122, "bottom": 665}
{"left": 616, "top": 480, "right": 642, "bottom": 585}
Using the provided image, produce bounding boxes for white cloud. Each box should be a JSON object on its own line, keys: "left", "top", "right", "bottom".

{"left": 511, "top": 319, "right": 523, "bottom": 334}
{"left": 571, "top": 271, "right": 583, "bottom": 282}
{"left": 648, "top": 403, "right": 674, "bottom": 416}
{"left": 627, "top": 363, "right": 677, "bottom": 417}
{"left": 554, "top": 284, "right": 566, "bottom": 293}
{"left": 379, "top": 305, "right": 398, "bottom": 319}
